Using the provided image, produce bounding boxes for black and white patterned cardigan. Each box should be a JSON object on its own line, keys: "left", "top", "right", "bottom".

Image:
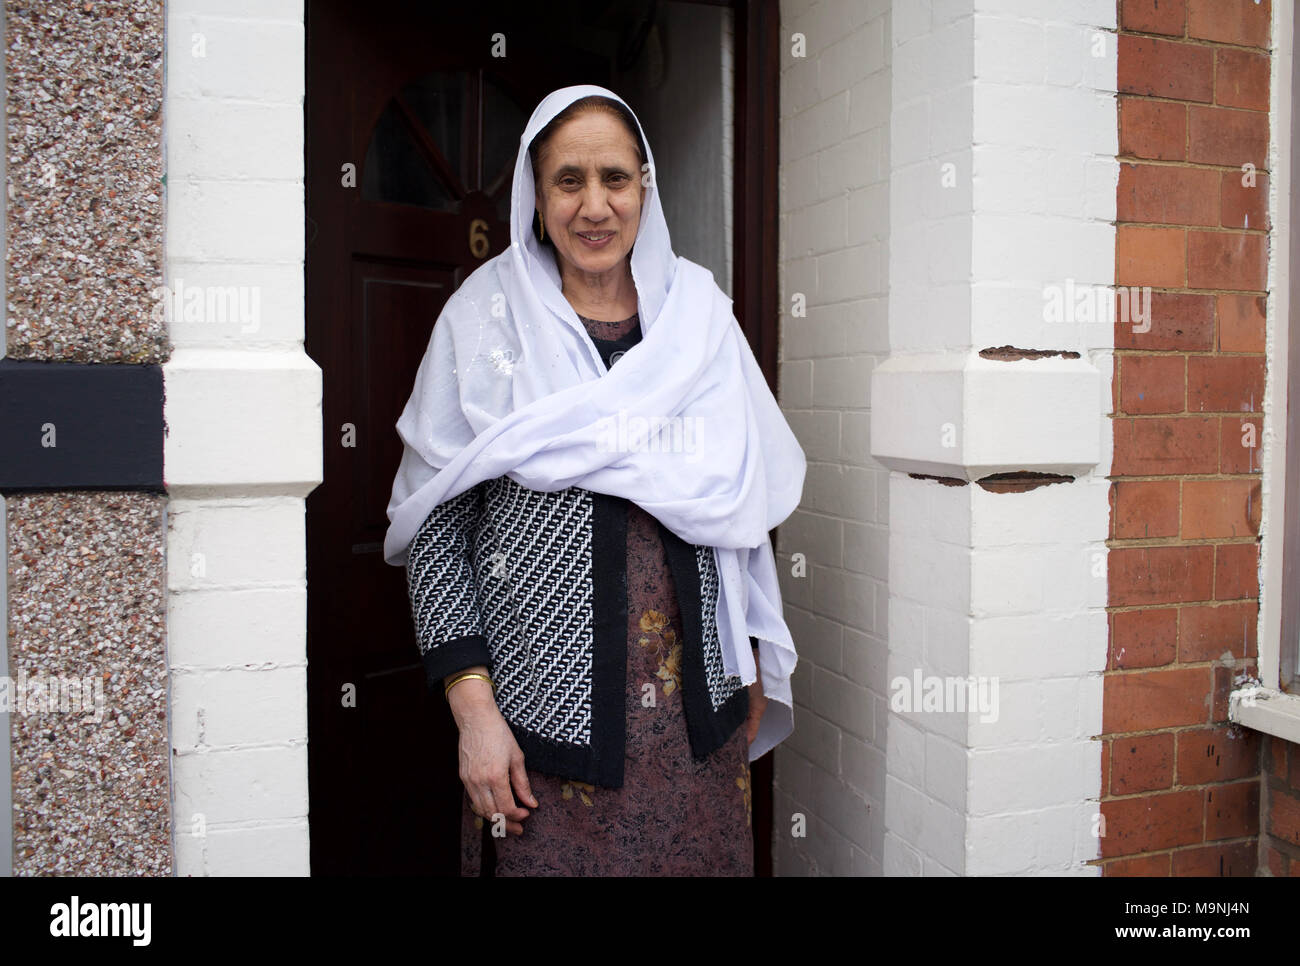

{"left": 404, "top": 475, "right": 754, "bottom": 788}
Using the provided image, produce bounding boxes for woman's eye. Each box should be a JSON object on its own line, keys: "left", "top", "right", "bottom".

{"left": 557, "top": 174, "right": 628, "bottom": 188}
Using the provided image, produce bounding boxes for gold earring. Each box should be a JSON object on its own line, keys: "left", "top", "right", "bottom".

{"left": 537, "top": 210, "right": 545, "bottom": 241}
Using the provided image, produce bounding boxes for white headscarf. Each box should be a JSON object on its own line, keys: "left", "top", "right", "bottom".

{"left": 383, "top": 84, "right": 806, "bottom": 760}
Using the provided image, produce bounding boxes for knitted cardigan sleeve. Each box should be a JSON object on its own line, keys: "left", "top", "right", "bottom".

{"left": 404, "top": 483, "right": 493, "bottom": 688}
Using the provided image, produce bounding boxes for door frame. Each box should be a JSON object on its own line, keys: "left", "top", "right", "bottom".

{"left": 301, "top": 0, "right": 785, "bottom": 875}
{"left": 729, "top": 0, "right": 782, "bottom": 878}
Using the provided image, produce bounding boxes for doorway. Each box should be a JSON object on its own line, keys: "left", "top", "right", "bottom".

{"left": 304, "top": 0, "right": 780, "bottom": 875}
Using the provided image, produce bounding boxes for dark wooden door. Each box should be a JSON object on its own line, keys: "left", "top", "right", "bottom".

{"left": 305, "top": 0, "right": 780, "bottom": 875}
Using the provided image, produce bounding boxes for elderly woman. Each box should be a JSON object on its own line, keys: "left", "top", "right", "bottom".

{"left": 384, "top": 85, "right": 805, "bottom": 876}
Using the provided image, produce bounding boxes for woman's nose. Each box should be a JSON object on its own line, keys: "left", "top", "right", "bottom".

{"left": 578, "top": 183, "right": 613, "bottom": 218}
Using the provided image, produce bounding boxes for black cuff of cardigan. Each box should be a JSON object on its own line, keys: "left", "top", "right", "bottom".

{"left": 686, "top": 680, "right": 750, "bottom": 762}
{"left": 419, "top": 634, "right": 493, "bottom": 689}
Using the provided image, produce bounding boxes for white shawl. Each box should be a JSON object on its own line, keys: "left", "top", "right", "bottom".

{"left": 383, "top": 84, "right": 805, "bottom": 761}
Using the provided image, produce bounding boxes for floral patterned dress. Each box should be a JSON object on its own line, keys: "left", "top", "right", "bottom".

{"left": 458, "top": 311, "right": 754, "bottom": 877}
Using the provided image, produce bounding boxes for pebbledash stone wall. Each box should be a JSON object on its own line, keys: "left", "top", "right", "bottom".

{"left": 4, "top": 1, "right": 169, "bottom": 874}
{"left": 1102, "top": 0, "right": 1281, "bottom": 875}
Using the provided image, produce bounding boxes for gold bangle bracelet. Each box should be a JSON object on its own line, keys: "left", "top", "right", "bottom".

{"left": 444, "top": 672, "right": 494, "bottom": 697}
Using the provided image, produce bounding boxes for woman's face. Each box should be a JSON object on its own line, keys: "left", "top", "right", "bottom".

{"left": 534, "top": 111, "right": 645, "bottom": 282}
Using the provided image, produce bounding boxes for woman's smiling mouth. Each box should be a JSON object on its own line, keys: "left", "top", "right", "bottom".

{"left": 576, "top": 230, "right": 614, "bottom": 247}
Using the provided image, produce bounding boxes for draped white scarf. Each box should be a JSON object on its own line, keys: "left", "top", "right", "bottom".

{"left": 383, "top": 84, "right": 805, "bottom": 761}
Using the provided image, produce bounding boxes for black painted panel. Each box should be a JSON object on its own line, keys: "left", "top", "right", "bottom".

{"left": 0, "top": 359, "right": 165, "bottom": 492}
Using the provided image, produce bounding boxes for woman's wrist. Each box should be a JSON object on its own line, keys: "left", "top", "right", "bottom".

{"left": 444, "top": 665, "right": 498, "bottom": 724}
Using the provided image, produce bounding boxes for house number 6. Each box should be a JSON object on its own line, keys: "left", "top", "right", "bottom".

{"left": 469, "top": 218, "right": 489, "bottom": 259}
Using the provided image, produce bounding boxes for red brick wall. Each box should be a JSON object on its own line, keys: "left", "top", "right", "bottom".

{"left": 1264, "top": 735, "right": 1300, "bottom": 873}
{"left": 1103, "top": 0, "right": 1279, "bottom": 876}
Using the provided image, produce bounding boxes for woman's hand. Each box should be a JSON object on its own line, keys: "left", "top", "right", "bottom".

{"left": 445, "top": 670, "right": 538, "bottom": 836}
{"left": 745, "top": 673, "right": 768, "bottom": 744}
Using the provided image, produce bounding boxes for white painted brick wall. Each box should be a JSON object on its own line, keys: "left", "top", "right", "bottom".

{"left": 775, "top": 0, "right": 892, "bottom": 878}
{"left": 878, "top": 0, "right": 1115, "bottom": 877}
{"left": 164, "top": 0, "right": 315, "bottom": 876}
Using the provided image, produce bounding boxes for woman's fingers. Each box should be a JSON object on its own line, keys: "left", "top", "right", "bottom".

{"left": 464, "top": 774, "right": 494, "bottom": 822}
{"left": 477, "top": 793, "right": 522, "bottom": 835}
{"left": 482, "top": 775, "right": 526, "bottom": 835}
{"left": 467, "top": 780, "right": 526, "bottom": 835}
{"left": 489, "top": 768, "right": 528, "bottom": 820}
{"left": 510, "top": 752, "right": 539, "bottom": 809}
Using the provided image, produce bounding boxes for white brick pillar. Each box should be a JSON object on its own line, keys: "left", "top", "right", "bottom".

{"left": 872, "top": 0, "right": 1115, "bottom": 875}
{"left": 162, "top": 1, "right": 318, "bottom": 875}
